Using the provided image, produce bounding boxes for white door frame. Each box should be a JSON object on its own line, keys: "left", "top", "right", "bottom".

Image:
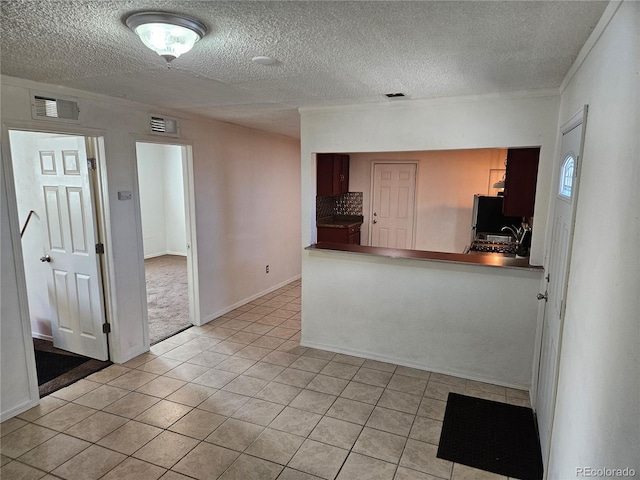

{"left": 368, "top": 161, "right": 419, "bottom": 248}
{"left": 1, "top": 121, "right": 116, "bottom": 386}
{"left": 533, "top": 106, "right": 588, "bottom": 474}
{"left": 132, "top": 136, "right": 200, "bottom": 347}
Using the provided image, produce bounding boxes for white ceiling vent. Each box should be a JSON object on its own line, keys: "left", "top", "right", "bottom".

{"left": 149, "top": 115, "right": 179, "bottom": 137}
{"left": 30, "top": 92, "right": 80, "bottom": 122}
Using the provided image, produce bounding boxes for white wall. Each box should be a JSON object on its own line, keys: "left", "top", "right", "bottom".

{"left": 1, "top": 162, "right": 39, "bottom": 421}
{"left": 163, "top": 146, "right": 187, "bottom": 255}
{"left": 300, "top": 92, "right": 558, "bottom": 387}
{"left": 136, "top": 143, "right": 187, "bottom": 258}
{"left": 349, "top": 148, "right": 507, "bottom": 253}
{"left": 1, "top": 76, "right": 301, "bottom": 419}
{"left": 547, "top": 2, "right": 640, "bottom": 476}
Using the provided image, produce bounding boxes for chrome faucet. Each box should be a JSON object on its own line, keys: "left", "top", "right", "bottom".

{"left": 501, "top": 225, "right": 520, "bottom": 241}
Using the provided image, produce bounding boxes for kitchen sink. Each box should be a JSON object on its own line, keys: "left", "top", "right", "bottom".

{"left": 477, "top": 233, "right": 513, "bottom": 242}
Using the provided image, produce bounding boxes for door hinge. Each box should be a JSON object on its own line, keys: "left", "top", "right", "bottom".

{"left": 95, "top": 243, "right": 104, "bottom": 254}
{"left": 102, "top": 322, "right": 111, "bottom": 334}
{"left": 87, "top": 158, "right": 97, "bottom": 170}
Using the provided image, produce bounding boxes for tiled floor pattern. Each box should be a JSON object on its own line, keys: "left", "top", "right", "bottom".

{"left": 1, "top": 279, "right": 532, "bottom": 480}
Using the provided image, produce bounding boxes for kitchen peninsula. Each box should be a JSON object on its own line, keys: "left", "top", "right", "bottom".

{"left": 307, "top": 242, "right": 542, "bottom": 271}
{"left": 303, "top": 240, "right": 544, "bottom": 389}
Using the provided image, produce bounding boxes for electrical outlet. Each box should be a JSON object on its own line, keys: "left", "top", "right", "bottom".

{"left": 266, "top": 265, "right": 269, "bottom": 274}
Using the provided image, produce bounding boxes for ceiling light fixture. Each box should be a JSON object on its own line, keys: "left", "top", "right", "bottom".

{"left": 126, "top": 11, "right": 207, "bottom": 62}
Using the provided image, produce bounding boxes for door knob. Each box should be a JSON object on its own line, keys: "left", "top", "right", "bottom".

{"left": 40, "top": 255, "right": 51, "bottom": 262}
{"left": 537, "top": 292, "right": 548, "bottom": 301}
{"left": 373, "top": 220, "right": 377, "bottom": 224}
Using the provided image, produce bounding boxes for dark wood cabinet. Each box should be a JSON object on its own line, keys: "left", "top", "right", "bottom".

{"left": 317, "top": 224, "right": 361, "bottom": 245}
{"left": 317, "top": 154, "right": 349, "bottom": 196}
{"left": 503, "top": 148, "right": 540, "bottom": 218}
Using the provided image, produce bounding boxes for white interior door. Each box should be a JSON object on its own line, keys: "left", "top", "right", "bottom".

{"left": 35, "top": 136, "right": 109, "bottom": 360}
{"left": 535, "top": 111, "right": 585, "bottom": 468}
{"left": 370, "top": 163, "right": 417, "bottom": 249}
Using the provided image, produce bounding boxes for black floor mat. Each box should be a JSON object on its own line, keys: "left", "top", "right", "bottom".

{"left": 437, "top": 392, "right": 543, "bottom": 480}
{"left": 35, "top": 350, "right": 91, "bottom": 385}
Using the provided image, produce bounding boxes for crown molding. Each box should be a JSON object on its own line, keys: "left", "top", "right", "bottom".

{"left": 560, "top": 1, "right": 624, "bottom": 94}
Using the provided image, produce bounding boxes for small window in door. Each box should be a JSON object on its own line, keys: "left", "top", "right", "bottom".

{"left": 559, "top": 155, "right": 574, "bottom": 199}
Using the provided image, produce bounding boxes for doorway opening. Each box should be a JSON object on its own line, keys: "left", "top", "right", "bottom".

{"left": 135, "top": 142, "right": 198, "bottom": 344}
{"left": 8, "top": 130, "right": 112, "bottom": 395}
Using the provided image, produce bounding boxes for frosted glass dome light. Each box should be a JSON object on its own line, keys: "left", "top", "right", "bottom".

{"left": 126, "top": 12, "right": 207, "bottom": 62}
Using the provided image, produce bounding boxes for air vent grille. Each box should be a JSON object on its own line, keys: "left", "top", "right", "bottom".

{"left": 31, "top": 93, "right": 80, "bottom": 121}
{"left": 150, "top": 115, "right": 179, "bottom": 137}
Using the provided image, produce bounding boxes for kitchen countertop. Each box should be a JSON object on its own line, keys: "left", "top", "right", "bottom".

{"left": 306, "top": 242, "right": 543, "bottom": 271}
{"left": 317, "top": 215, "right": 364, "bottom": 228}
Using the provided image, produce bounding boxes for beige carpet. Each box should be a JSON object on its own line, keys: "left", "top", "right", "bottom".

{"left": 145, "top": 255, "right": 191, "bottom": 344}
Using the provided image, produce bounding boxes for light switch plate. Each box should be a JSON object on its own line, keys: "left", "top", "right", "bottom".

{"left": 118, "top": 191, "right": 132, "bottom": 200}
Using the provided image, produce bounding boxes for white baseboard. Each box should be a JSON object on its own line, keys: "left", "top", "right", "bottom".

{"left": 300, "top": 338, "right": 531, "bottom": 391}
{"left": 116, "top": 344, "right": 152, "bottom": 365}
{"left": 1, "top": 398, "right": 40, "bottom": 423}
{"left": 144, "top": 251, "right": 187, "bottom": 260}
{"left": 32, "top": 332, "right": 53, "bottom": 342}
{"left": 202, "top": 274, "right": 302, "bottom": 325}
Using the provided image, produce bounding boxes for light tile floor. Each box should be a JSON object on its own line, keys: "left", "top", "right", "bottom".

{"left": 1, "top": 280, "right": 532, "bottom": 480}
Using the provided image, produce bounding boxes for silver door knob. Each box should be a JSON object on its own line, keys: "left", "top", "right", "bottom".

{"left": 537, "top": 292, "right": 548, "bottom": 301}
{"left": 40, "top": 255, "right": 51, "bottom": 262}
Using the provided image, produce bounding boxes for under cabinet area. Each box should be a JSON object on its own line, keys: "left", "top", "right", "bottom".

{"left": 317, "top": 223, "right": 361, "bottom": 245}
{"left": 317, "top": 153, "right": 350, "bottom": 196}
{"left": 503, "top": 147, "right": 540, "bottom": 217}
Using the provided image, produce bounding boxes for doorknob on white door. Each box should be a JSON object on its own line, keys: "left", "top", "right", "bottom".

{"left": 537, "top": 292, "right": 548, "bottom": 301}
{"left": 40, "top": 254, "right": 51, "bottom": 262}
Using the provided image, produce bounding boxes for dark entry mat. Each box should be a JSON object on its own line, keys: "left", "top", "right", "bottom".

{"left": 35, "top": 350, "right": 91, "bottom": 385}
{"left": 437, "top": 393, "right": 543, "bottom": 480}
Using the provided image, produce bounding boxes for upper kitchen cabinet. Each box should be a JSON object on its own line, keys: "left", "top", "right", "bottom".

{"left": 317, "top": 153, "right": 350, "bottom": 196}
{"left": 503, "top": 147, "right": 540, "bottom": 217}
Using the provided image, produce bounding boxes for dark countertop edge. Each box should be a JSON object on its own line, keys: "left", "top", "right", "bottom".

{"left": 306, "top": 243, "right": 544, "bottom": 272}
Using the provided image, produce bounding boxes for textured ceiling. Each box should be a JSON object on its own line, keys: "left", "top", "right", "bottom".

{"left": 1, "top": 1, "right": 608, "bottom": 138}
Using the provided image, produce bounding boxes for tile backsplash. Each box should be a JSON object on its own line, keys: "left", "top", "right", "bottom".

{"left": 316, "top": 192, "right": 363, "bottom": 219}
{"left": 316, "top": 195, "right": 335, "bottom": 219}
{"left": 336, "top": 192, "right": 363, "bottom": 216}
